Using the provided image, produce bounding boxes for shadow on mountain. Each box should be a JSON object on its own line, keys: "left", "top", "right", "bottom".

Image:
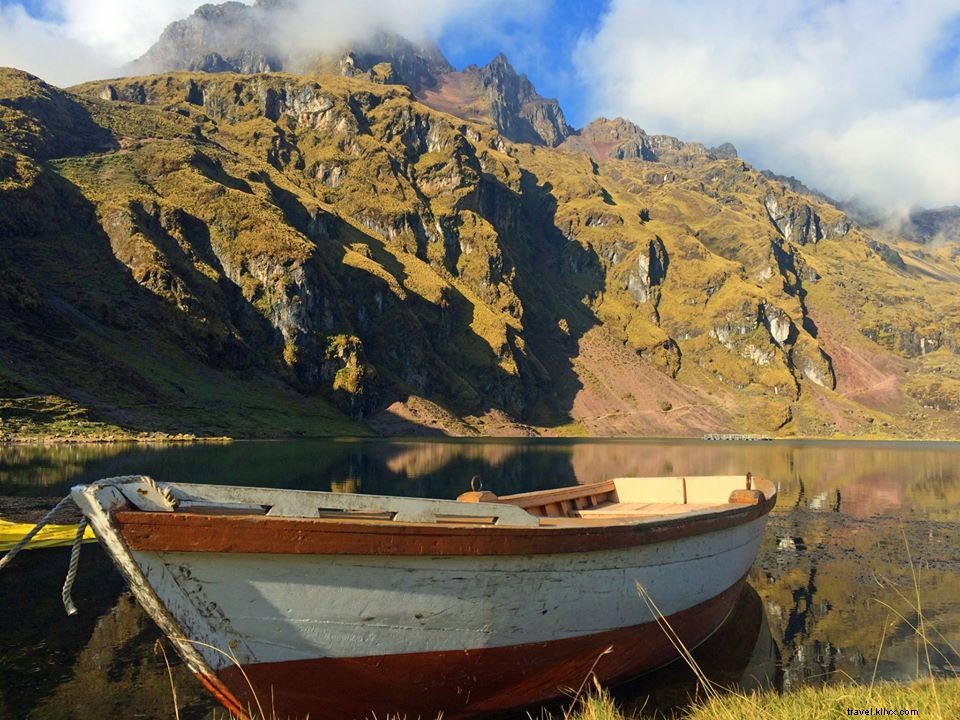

{"left": 0, "top": 69, "right": 118, "bottom": 159}
{"left": 506, "top": 169, "right": 603, "bottom": 426}
{"left": 0, "top": 166, "right": 347, "bottom": 437}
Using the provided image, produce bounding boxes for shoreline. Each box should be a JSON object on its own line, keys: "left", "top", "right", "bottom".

{"left": 4, "top": 430, "right": 960, "bottom": 445}
{"left": 0, "top": 433, "right": 233, "bottom": 445}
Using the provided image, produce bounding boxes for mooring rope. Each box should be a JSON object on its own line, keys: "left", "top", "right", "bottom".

{"left": 61, "top": 517, "right": 88, "bottom": 616}
{"left": 0, "top": 494, "right": 88, "bottom": 615}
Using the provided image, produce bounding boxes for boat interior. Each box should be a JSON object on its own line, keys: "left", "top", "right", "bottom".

{"left": 457, "top": 474, "right": 770, "bottom": 526}
{"left": 95, "top": 474, "right": 771, "bottom": 528}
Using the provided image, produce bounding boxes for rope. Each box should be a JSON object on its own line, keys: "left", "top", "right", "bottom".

{"left": 0, "top": 493, "right": 89, "bottom": 616}
{"left": 61, "top": 517, "right": 87, "bottom": 616}
{"left": 0, "top": 495, "right": 76, "bottom": 571}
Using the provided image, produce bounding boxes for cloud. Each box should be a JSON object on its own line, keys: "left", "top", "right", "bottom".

{"left": 274, "top": 0, "right": 544, "bottom": 55}
{"left": 0, "top": 0, "right": 201, "bottom": 84}
{"left": 575, "top": 0, "right": 960, "bottom": 210}
{"left": 0, "top": 3, "right": 109, "bottom": 84}
{"left": 0, "top": 0, "right": 540, "bottom": 87}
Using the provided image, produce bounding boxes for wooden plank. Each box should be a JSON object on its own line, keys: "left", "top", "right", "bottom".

{"left": 178, "top": 501, "right": 270, "bottom": 516}
{"left": 497, "top": 481, "right": 616, "bottom": 508}
{"left": 575, "top": 502, "right": 734, "bottom": 518}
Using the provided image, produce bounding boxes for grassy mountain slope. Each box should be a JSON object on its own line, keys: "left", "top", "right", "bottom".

{"left": 2, "top": 67, "right": 959, "bottom": 439}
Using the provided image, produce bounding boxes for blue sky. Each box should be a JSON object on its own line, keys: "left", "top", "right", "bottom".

{"left": 2, "top": 0, "right": 960, "bottom": 210}
{"left": 436, "top": 0, "right": 609, "bottom": 127}
{"left": 9, "top": 0, "right": 48, "bottom": 17}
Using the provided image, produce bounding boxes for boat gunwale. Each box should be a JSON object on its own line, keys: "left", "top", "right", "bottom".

{"left": 111, "top": 481, "right": 776, "bottom": 556}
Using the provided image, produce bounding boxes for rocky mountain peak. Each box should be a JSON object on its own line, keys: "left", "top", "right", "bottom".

{"left": 127, "top": 0, "right": 571, "bottom": 147}
{"left": 485, "top": 53, "right": 511, "bottom": 69}
{"left": 436, "top": 53, "right": 571, "bottom": 147}
{"left": 335, "top": 31, "right": 453, "bottom": 93}
{"left": 563, "top": 117, "right": 737, "bottom": 168}
{"left": 128, "top": 0, "right": 280, "bottom": 74}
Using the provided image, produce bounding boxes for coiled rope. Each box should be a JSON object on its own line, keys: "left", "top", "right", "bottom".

{"left": 0, "top": 494, "right": 87, "bottom": 615}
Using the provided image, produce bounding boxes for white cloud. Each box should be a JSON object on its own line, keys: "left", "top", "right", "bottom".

{"left": 576, "top": 0, "right": 960, "bottom": 210}
{"left": 0, "top": 3, "right": 109, "bottom": 84}
{"left": 0, "top": 0, "right": 538, "bottom": 87}
{"left": 275, "top": 0, "right": 542, "bottom": 54}
{"left": 0, "top": 0, "right": 201, "bottom": 84}
{"left": 54, "top": 0, "right": 203, "bottom": 62}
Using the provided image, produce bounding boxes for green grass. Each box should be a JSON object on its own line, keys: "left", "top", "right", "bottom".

{"left": 0, "top": 393, "right": 144, "bottom": 442}
{"left": 558, "top": 679, "right": 960, "bottom": 720}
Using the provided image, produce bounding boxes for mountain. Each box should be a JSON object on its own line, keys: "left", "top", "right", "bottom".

{"left": 127, "top": 1, "right": 282, "bottom": 75}
{"left": 564, "top": 117, "right": 737, "bottom": 168}
{"left": 901, "top": 207, "right": 960, "bottom": 245}
{"left": 3, "top": 16, "right": 960, "bottom": 440}
{"left": 127, "top": 0, "right": 571, "bottom": 147}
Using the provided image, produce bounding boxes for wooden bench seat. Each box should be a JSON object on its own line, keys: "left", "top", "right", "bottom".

{"left": 572, "top": 501, "right": 733, "bottom": 518}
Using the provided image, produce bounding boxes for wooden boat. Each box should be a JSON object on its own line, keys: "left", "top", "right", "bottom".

{"left": 71, "top": 473, "right": 776, "bottom": 720}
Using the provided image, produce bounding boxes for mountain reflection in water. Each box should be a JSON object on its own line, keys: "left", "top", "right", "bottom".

{"left": 1, "top": 438, "right": 958, "bottom": 718}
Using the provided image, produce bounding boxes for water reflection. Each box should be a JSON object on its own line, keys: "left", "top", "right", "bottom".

{"left": 611, "top": 582, "right": 780, "bottom": 717}
{"left": 1, "top": 438, "right": 959, "bottom": 718}
{"left": 0, "top": 546, "right": 210, "bottom": 719}
{"left": 3, "top": 440, "right": 960, "bottom": 519}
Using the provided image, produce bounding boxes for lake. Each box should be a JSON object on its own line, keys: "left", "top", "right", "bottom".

{"left": 1, "top": 438, "right": 958, "bottom": 719}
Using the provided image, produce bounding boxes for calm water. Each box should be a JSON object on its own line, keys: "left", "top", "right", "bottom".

{"left": 1, "top": 438, "right": 958, "bottom": 718}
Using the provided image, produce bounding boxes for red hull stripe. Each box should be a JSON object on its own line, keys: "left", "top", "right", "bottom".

{"left": 114, "top": 496, "right": 773, "bottom": 556}
{"left": 195, "top": 671, "right": 247, "bottom": 719}
{"left": 213, "top": 577, "right": 747, "bottom": 720}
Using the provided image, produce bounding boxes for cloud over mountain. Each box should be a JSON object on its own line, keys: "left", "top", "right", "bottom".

{"left": 0, "top": 0, "right": 538, "bottom": 86}
{"left": 0, "top": 1, "right": 201, "bottom": 82}
{"left": 576, "top": 0, "right": 960, "bottom": 211}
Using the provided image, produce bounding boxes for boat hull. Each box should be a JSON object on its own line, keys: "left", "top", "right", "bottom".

{"left": 125, "top": 516, "right": 766, "bottom": 719}
{"left": 212, "top": 575, "right": 747, "bottom": 720}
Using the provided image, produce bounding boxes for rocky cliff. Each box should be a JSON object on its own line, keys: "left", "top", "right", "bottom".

{"left": 418, "top": 54, "right": 571, "bottom": 147}
{"left": 127, "top": 0, "right": 570, "bottom": 148}
{"left": 3, "top": 46, "right": 960, "bottom": 439}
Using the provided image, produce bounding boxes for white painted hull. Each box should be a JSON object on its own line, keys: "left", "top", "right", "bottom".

{"left": 131, "top": 516, "right": 766, "bottom": 669}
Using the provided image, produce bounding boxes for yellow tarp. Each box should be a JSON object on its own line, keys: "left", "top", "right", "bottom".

{"left": 0, "top": 518, "right": 97, "bottom": 552}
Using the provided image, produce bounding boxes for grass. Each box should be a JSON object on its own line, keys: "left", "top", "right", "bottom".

{"left": 560, "top": 679, "right": 960, "bottom": 720}
{"left": 203, "top": 676, "right": 960, "bottom": 720}
{"left": 0, "top": 393, "right": 138, "bottom": 441}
